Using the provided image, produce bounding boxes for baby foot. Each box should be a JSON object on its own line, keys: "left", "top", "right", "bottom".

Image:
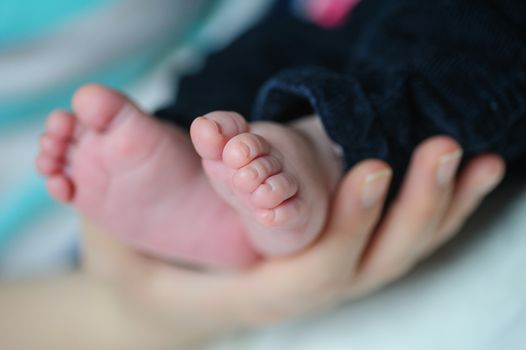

{"left": 190, "top": 112, "right": 340, "bottom": 256}
{"left": 36, "top": 84, "right": 259, "bottom": 269}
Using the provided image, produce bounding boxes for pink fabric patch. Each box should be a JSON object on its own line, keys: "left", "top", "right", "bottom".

{"left": 306, "top": 0, "right": 361, "bottom": 27}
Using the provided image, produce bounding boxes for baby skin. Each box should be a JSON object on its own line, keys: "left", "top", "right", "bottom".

{"left": 36, "top": 85, "right": 342, "bottom": 269}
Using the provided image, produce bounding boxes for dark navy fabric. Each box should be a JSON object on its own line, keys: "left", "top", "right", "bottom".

{"left": 156, "top": 0, "right": 526, "bottom": 186}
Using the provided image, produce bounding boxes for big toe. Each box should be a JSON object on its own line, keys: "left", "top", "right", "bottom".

{"left": 190, "top": 111, "right": 248, "bottom": 160}
{"left": 72, "top": 83, "right": 171, "bottom": 165}
{"left": 72, "top": 83, "right": 136, "bottom": 131}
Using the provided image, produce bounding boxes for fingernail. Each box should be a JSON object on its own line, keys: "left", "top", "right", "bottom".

{"left": 480, "top": 170, "right": 504, "bottom": 196}
{"left": 362, "top": 168, "right": 392, "bottom": 208}
{"left": 436, "top": 149, "right": 463, "bottom": 187}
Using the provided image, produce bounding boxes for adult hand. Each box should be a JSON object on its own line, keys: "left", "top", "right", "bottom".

{"left": 82, "top": 136, "right": 504, "bottom": 348}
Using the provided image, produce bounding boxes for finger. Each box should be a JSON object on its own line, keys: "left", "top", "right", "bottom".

{"left": 300, "top": 160, "right": 393, "bottom": 277}
{"left": 357, "top": 136, "right": 462, "bottom": 285}
{"left": 421, "top": 154, "right": 505, "bottom": 257}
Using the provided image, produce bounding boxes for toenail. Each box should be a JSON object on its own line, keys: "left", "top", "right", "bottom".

{"left": 362, "top": 168, "right": 392, "bottom": 208}
{"left": 253, "top": 184, "right": 273, "bottom": 201}
{"left": 201, "top": 117, "right": 221, "bottom": 134}
{"left": 479, "top": 167, "right": 504, "bottom": 196}
{"left": 235, "top": 142, "right": 250, "bottom": 159}
{"left": 240, "top": 167, "right": 258, "bottom": 180}
{"left": 436, "top": 149, "right": 463, "bottom": 187}
{"left": 210, "top": 120, "right": 222, "bottom": 134}
{"left": 42, "top": 141, "right": 54, "bottom": 153}
{"left": 257, "top": 208, "right": 275, "bottom": 225}
{"left": 260, "top": 183, "right": 273, "bottom": 193}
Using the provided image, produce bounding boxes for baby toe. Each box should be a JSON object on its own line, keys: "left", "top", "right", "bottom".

{"left": 223, "top": 133, "right": 270, "bottom": 169}
{"left": 251, "top": 172, "right": 298, "bottom": 209}
{"left": 255, "top": 199, "right": 304, "bottom": 228}
{"left": 40, "top": 134, "right": 68, "bottom": 159}
{"left": 233, "top": 155, "right": 282, "bottom": 193}
{"left": 46, "top": 175, "right": 74, "bottom": 203}
{"left": 36, "top": 153, "right": 63, "bottom": 175}
{"left": 46, "top": 110, "right": 76, "bottom": 140}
